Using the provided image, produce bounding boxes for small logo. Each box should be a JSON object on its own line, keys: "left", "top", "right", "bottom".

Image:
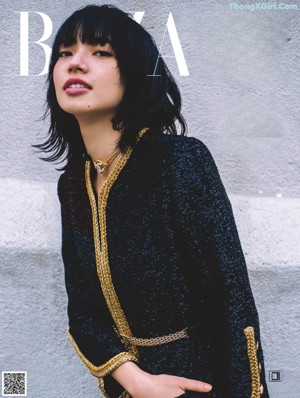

{"left": 269, "top": 370, "right": 282, "bottom": 382}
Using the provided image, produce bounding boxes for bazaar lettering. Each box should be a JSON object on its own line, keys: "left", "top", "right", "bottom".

{"left": 19, "top": 11, "right": 189, "bottom": 77}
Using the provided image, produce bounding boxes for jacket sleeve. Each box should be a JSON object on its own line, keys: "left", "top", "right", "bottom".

{"left": 171, "top": 138, "right": 270, "bottom": 398}
{"left": 57, "top": 172, "right": 139, "bottom": 381}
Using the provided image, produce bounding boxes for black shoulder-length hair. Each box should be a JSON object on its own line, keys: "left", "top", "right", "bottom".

{"left": 34, "top": 4, "right": 187, "bottom": 170}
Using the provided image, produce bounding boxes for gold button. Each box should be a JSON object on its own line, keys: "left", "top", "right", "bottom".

{"left": 260, "top": 384, "right": 264, "bottom": 394}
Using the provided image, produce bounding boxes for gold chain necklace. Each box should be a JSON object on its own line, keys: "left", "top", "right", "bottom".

{"left": 93, "top": 147, "right": 120, "bottom": 174}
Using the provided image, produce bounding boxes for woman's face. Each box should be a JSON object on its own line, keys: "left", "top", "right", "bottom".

{"left": 53, "top": 39, "right": 124, "bottom": 120}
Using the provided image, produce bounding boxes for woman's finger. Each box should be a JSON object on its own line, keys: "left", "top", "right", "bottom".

{"left": 179, "top": 377, "right": 212, "bottom": 393}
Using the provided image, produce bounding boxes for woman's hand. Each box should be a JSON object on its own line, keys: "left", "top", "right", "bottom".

{"left": 129, "top": 372, "right": 212, "bottom": 398}
{"left": 111, "top": 361, "right": 212, "bottom": 398}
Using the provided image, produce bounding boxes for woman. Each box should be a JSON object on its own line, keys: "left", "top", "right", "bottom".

{"left": 35, "top": 5, "right": 270, "bottom": 398}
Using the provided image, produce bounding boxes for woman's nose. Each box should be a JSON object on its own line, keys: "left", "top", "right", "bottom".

{"left": 68, "top": 53, "right": 88, "bottom": 73}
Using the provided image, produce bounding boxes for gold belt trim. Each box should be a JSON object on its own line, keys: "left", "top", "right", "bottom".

{"left": 115, "top": 327, "right": 189, "bottom": 348}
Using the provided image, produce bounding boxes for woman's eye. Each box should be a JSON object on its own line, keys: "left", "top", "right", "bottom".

{"left": 94, "top": 50, "right": 113, "bottom": 57}
{"left": 58, "top": 51, "right": 72, "bottom": 57}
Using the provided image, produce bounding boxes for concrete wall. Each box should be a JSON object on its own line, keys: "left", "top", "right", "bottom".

{"left": 1, "top": 1, "right": 299, "bottom": 397}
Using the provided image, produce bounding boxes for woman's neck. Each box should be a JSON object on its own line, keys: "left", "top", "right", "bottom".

{"left": 77, "top": 115, "right": 122, "bottom": 161}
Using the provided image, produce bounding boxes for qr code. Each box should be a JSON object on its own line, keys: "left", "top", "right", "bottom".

{"left": 2, "top": 372, "right": 27, "bottom": 396}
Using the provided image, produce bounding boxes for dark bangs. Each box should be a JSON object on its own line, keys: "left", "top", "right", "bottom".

{"left": 57, "top": 13, "right": 112, "bottom": 48}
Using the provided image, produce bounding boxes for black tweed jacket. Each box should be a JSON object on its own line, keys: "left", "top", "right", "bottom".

{"left": 57, "top": 132, "right": 270, "bottom": 398}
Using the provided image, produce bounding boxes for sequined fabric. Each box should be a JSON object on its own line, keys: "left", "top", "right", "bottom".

{"left": 57, "top": 133, "right": 270, "bottom": 398}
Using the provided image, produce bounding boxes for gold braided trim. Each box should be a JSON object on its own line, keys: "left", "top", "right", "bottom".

{"left": 98, "top": 378, "right": 110, "bottom": 398}
{"left": 85, "top": 128, "right": 149, "bottom": 398}
{"left": 85, "top": 128, "right": 149, "bottom": 362}
{"left": 244, "top": 326, "right": 261, "bottom": 398}
{"left": 118, "top": 327, "right": 188, "bottom": 347}
{"left": 120, "top": 391, "right": 131, "bottom": 398}
{"left": 85, "top": 149, "right": 138, "bottom": 359}
{"left": 98, "top": 377, "right": 131, "bottom": 398}
{"left": 67, "top": 328, "right": 138, "bottom": 378}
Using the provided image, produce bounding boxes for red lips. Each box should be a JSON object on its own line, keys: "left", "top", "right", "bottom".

{"left": 63, "top": 78, "right": 92, "bottom": 90}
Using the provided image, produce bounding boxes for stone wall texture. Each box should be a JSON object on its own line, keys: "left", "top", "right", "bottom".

{"left": 1, "top": 1, "right": 299, "bottom": 397}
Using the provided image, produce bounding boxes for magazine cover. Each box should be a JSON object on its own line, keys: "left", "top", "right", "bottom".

{"left": 1, "top": 1, "right": 299, "bottom": 397}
